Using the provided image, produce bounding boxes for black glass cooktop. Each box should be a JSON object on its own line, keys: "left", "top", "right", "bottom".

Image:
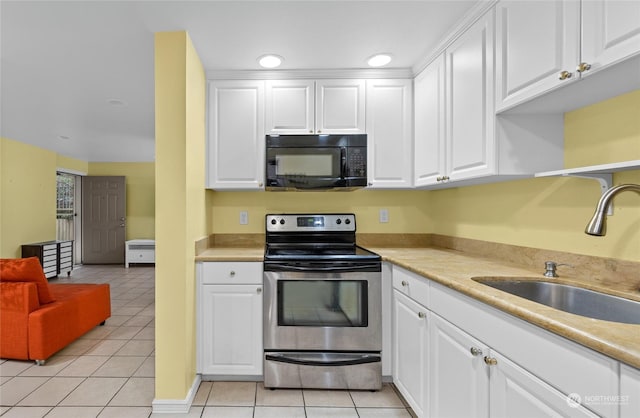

{"left": 264, "top": 244, "right": 380, "bottom": 261}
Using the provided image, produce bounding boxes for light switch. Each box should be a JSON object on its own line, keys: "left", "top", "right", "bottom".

{"left": 240, "top": 211, "right": 248, "bottom": 225}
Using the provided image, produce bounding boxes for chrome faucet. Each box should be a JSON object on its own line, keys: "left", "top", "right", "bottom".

{"left": 585, "top": 184, "right": 640, "bottom": 236}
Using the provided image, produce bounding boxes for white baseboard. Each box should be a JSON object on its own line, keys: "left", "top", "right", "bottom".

{"left": 151, "top": 374, "right": 202, "bottom": 414}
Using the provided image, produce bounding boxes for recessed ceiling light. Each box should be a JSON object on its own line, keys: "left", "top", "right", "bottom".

{"left": 57, "top": 135, "right": 71, "bottom": 140}
{"left": 367, "top": 53, "right": 392, "bottom": 67}
{"left": 258, "top": 54, "right": 284, "bottom": 69}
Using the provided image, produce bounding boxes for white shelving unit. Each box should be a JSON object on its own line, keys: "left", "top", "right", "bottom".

{"left": 536, "top": 160, "right": 640, "bottom": 215}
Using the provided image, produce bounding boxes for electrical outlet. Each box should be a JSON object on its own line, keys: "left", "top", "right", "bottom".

{"left": 239, "top": 211, "right": 248, "bottom": 225}
{"left": 379, "top": 208, "right": 389, "bottom": 223}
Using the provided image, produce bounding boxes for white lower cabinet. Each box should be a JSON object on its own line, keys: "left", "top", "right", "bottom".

{"left": 197, "top": 262, "right": 263, "bottom": 377}
{"left": 429, "top": 313, "right": 489, "bottom": 418}
{"left": 393, "top": 290, "right": 429, "bottom": 417}
{"left": 489, "top": 349, "right": 598, "bottom": 418}
{"left": 391, "top": 265, "right": 628, "bottom": 418}
{"left": 621, "top": 364, "right": 640, "bottom": 418}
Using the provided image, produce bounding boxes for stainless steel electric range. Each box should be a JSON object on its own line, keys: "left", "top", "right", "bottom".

{"left": 263, "top": 213, "right": 382, "bottom": 390}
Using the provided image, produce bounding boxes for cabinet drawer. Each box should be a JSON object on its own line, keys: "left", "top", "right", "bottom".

{"left": 201, "top": 262, "right": 263, "bottom": 285}
{"left": 392, "top": 266, "right": 430, "bottom": 307}
{"left": 59, "top": 241, "right": 73, "bottom": 249}
{"left": 128, "top": 250, "right": 155, "bottom": 263}
{"left": 43, "top": 248, "right": 57, "bottom": 257}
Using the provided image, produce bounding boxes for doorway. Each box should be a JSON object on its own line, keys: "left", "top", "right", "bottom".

{"left": 56, "top": 172, "right": 82, "bottom": 264}
{"left": 81, "top": 176, "right": 127, "bottom": 264}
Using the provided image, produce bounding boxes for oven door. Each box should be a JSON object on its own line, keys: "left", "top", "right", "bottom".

{"left": 263, "top": 263, "right": 381, "bottom": 352}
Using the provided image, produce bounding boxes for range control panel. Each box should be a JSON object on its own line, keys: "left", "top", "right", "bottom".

{"left": 266, "top": 214, "right": 356, "bottom": 232}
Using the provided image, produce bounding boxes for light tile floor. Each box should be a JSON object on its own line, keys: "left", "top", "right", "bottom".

{"left": 1, "top": 265, "right": 414, "bottom": 418}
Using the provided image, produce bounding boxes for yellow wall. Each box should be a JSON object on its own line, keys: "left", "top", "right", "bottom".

{"left": 0, "top": 138, "right": 57, "bottom": 257}
{"left": 57, "top": 154, "right": 89, "bottom": 174}
{"left": 154, "top": 31, "right": 206, "bottom": 402}
{"left": 88, "top": 162, "right": 155, "bottom": 240}
{"left": 430, "top": 91, "right": 640, "bottom": 262}
{"left": 209, "top": 190, "right": 432, "bottom": 234}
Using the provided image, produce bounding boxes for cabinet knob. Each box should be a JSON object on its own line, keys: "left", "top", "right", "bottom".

{"left": 258, "top": 182, "right": 264, "bottom": 187}
{"left": 317, "top": 130, "right": 322, "bottom": 133}
{"left": 401, "top": 280, "right": 408, "bottom": 287}
{"left": 576, "top": 62, "right": 591, "bottom": 73}
{"left": 309, "top": 130, "right": 313, "bottom": 133}
{"left": 257, "top": 287, "right": 262, "bottom": 294}
{"left": 558, "top": 70, "right": 573, "bottom": 81}
{"left": 418, "top": 312, "right": 426, "bottom": 319}
{"left": 443, "top": 176, "right": 450, "bottom": 181}
{"left": 470, "top": 347, "right": 482, "bottom": 356}
{"left": 437, "top": 176, "right": 443, "bottom": 182}
{"left": 368, "top": 182, "right": 373, "bottom": 186}
{"left": 229, "top": 271, "right": 236, "bottom": 277}
{"left": 484, "top": 356, "right": 498, "bottom": 366}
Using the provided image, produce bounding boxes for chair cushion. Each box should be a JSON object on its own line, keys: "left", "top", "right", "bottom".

{"left": 0, "top": 257, "right": 56, "bottom": 304}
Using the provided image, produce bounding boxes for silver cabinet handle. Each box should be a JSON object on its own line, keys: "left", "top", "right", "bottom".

{"left": 229, "top": 271, "right": 236, "bottom": 277}
{"left": 484, "top": 356, "right": 498, "bottom": 366}
{"left": 470, "top": 347, "right": 482, "bottom": 356}
{"left": 418, "top": 312, "right": 426, "bottom": 319}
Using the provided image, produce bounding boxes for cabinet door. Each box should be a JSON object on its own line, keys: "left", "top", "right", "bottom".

{"left": 265, "top": 80, "right": 314, "bottom": 134}
{"left": 366, "top": 79, "right": 413, "bottom": 188}
{"left": 582, "top": 0, "right": 640, "bottom": 74}
{"left": 495, "top": 0, "right": 580, "bottom": 111}
{"left": 207, "top": 80, "right": 265, "bottom": 190}
{"left": 489, "top": 350, "right": 598, "bottom": 418}
{"left": 315, "top": 80, "right": 365, "bottom": 134}
{"left": 393, "top": 290, "right": 428, "bottom": 417}
{"left": 429, "top": 313, "right": 489, "bottom": 418}
{"left": 621, "top": 364, "right": 640, "bottom": 418}
{"left": 414, "top": 54, "right": 446, "bottom": 187}
{"left": 199, "top": 284, "right": 263, "bottom": 375}
{"left": 446, "top": 10, "right": 495, "bottom": 181}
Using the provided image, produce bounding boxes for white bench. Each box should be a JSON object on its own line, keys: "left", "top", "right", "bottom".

{"left": 125, "top": 239, "right": 155, "bottom": 268}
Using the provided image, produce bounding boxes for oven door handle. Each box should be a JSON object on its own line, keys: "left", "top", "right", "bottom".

{"left": 265, "top": 353, "right": 380, "bottom": 367}
{"left": 264, "top": 263, "right": 380, "bottom": 272}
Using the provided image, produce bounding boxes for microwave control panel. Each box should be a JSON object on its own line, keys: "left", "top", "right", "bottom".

{"left": 345, "top": 147, "right": 367, "bottom": 178}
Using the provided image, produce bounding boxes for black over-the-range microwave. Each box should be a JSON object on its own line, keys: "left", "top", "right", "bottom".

{"left": 265, "top": 134, "right": 367, "bottom": 191}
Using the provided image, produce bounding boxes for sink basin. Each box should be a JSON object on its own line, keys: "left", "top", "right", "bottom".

{"left": 472, "top": 278, "right": 640, "bottom": 325}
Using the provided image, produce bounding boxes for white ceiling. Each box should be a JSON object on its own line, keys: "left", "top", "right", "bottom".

{"left": 1, "top": 0, "right": 480, "bottom": 162}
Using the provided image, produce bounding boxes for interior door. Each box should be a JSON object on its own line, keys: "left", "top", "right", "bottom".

{"left": 82, "top": 176, "right": 126, "bottom": 264}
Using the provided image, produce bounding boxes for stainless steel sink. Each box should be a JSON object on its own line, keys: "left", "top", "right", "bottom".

{"left": 472, "top": 278, "right": 640, "bottom": 325}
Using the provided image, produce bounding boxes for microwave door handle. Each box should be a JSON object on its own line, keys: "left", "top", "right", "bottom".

{"left": 340, "top": 147, "right": 347, "bottom": 179}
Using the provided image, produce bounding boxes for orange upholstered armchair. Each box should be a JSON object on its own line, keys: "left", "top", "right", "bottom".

{"left": 0, "top": 257, "right": 111, "bottom": 364}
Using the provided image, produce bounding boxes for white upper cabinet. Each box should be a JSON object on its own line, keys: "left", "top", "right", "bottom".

{"left": 495, "top": 0, "right": 581, "bottom": 111}
{"left": 207, "top": 80, "right": 265, "bottom": 190}
{"left": 366, "top": 79, "right": 413, "bottom": 189}
{"left": 414, "top": 54, "right": 446, "bottom": 187}
{"left": 496, "top": 0, "right": 640, "bottom": 112}
{"left": 265, "top": 80, "right": 314, "bottom": 134}
{"left": 446, "top": 9, "right": 496, "bottom": 182}
{"left": 265, "top": 79, "right": 365, "bottom": 134}
{"left": 316, "top": 80, "right": 366, "bottom": 134}
{"left": 582, "top": 0, "right": 640, "bottom": 73}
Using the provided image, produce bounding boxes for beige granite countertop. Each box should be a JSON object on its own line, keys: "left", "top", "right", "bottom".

{"left": 370, "top": 246, "right": 640, "bottom": 369}
{"left": 194, "top": 239, "right": 640, "bottom": 369}
{"left": 195, "top": 247, "right": 264, "bottom": 262}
